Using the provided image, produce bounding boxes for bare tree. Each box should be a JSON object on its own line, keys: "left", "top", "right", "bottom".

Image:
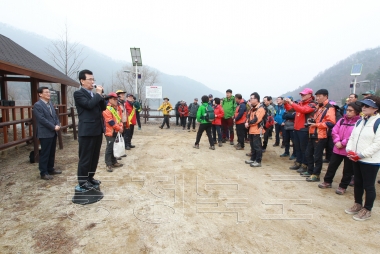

{"left": 113, "top": 65, "right": 159, "bottom": 105}
{"left": 47, "top": 23, "right": 86, "bottom": 107}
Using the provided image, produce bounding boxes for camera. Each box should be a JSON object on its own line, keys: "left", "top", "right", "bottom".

{"left": 304, "top": 118, "right": 316, "bottom": 127}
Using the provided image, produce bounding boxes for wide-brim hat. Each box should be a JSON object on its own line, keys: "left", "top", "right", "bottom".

{"left": 163, "top": 97, "right": 169, "bottom": 101}
{"left": 116, "top": 90, "right": 126, "bottom": 94}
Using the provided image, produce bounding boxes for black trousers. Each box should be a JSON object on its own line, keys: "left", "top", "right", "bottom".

{"left": 323, "top": 153, "right": 353, "bottom": 189}
{"left": 250, "top": 134, "right": 263, "bottom": 163}
{"left": 77, "top": 134, "right": 103, "bottom": 185}
{"left": 236, "top": 123, "right": 246, "bottom": 148}
{"left": 187, "top": 116, "right": 196, "bottom": 129}
{"left": 105, "top": 136, "right": 117, "bottom": 166}
{"left": 324, "top": 134, "right": 334, "bottom": 161}
{"left": 283, "top": 129, "right": 295, "bottom": 155}
{"left": 293, "top": 130, "right": 309, "bottom": 165}
{"left": 195, "top": 123, "right": 214, "bottom": 146}
{"left": 38, "top": 135, "right": 57, "bottom": 176}
{"left": 353, "top": 162, "right": 379, "bottom": 211}
{"left": 176, "top": 114, "right": 180, "bottom": 125}
{"left": 274, "top": 123, "right": 284, "bottom": 145}
{"left": 161, "top": 115, "right": 170, "bottom": 128}
{"left": 262, "top": 128, "right": 270, "bottom": 149}
{"left": 125, "top": 124, "right": 135, "bottom": 146}
{"left": 180, "top": 116, "right": 187, "bottom": 128}
{"left": 306, "top": 138, "right": 327, "bottom": 175}
{"left": 136, "top": 111, "right": 141, "bottom": 128}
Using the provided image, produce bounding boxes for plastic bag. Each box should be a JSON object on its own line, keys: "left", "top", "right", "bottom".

{"left": 113, "top": 132, "right": 125, "bottom": 157}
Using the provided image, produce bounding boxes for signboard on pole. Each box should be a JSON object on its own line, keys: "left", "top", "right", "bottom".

{"left": 146, "top": 86, "right": 162, "bottom": 99}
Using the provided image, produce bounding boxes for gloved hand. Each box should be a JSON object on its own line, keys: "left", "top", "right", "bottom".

{"left": 347, "top": 151, "right": 363, "bottom": 162}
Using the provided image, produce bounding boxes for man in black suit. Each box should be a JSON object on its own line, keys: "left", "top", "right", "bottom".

{"left": 74, "top": 69, "right": 106, "bottom": 190}
{"left": 33, "top": 87, "right": 62, "bottom": 180}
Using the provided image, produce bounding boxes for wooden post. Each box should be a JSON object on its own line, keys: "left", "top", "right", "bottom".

{"left": 0, "top": 74, "right": 7, "bottom": 100}
{"left": 55, "top": 107, "right": 63, "bottom": 149}
{"left": 31, "top": 78, "right": 39, "bottom": 105}
{"left": 61, "top": 84, "right": 68, "bottom": 133}
{"left": 70, "top": 107, "right": 77, "bottom": 140}
{"left": 32, "top": 109, "right": 39, "bottom": 163}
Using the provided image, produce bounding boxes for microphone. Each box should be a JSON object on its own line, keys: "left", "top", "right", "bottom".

{"left": 94, "top": 84, "right": 104, "bottom": 94}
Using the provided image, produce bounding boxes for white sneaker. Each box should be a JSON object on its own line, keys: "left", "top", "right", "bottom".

{"left": 250, "top": 162, "right": 262, "bottom": 167}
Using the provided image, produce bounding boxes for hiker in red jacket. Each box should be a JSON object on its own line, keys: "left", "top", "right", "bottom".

{"left": 178, "top": 100, "right": 189, "bottom": 130}
{"left": 284, "top": 88, "right": 316, "bottom": 172}
{"left": 212, "top": 98, "right": 225, "bottom": 147}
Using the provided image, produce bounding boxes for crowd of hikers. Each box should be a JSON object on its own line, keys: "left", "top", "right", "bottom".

{"left": 154, "top": 88, "right": 380, "bottom": 222}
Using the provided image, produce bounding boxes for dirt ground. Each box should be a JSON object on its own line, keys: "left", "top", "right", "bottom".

{"left": 1, "top": 123, "right": 380, "bottom": 254}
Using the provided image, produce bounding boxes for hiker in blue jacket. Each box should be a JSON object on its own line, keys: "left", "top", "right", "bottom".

{"left": 274, "top": 97, "right": 286, "bottom": 147}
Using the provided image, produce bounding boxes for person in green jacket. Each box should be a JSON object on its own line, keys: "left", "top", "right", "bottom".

{"left": 193, "top": 95, "right": 215, "bottom": 150}
{"left": 222, "top": 89, "right": 236, "bottom": 145}
{"left": 132, "top": 96, "right": 142, "bottom": 130}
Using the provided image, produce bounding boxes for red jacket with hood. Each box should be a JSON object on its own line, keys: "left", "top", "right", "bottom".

{"left": 284, "top": 96, "right": 316, "bottom": 131}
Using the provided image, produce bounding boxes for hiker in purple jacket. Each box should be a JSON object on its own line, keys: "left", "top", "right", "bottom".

{"left": 318, "top": 102, "right": 362, "bottom": 194}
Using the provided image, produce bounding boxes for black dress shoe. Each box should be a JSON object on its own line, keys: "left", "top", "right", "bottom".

{"left": 89, "top": 178, "right": 101, "bottom": 185}
{"left": 41, "top": 174, "right": 53, "bottom": 180}
{"left": 48, "top": 169, "right": 62, "bottom": 175}
{"left": 80, "top": 181, "right": 95, "bottom": 190}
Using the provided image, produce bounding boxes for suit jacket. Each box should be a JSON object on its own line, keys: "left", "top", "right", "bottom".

{"left": 74, "top": 88, "right": 106, "bottom": 137}
{"left": 33, "top": 99, "right": 60, "bottom": 138}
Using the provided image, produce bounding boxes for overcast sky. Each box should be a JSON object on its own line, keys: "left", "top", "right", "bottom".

{"left": 1, "top": 0, "right": 380, "bottom": 98}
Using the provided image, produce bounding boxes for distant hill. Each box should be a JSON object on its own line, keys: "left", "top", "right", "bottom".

{"left": 0, "top": 23, "right": 224, "bottom": 104}
{"left": 281, "top": 47, "right": 380, "bottom": 105}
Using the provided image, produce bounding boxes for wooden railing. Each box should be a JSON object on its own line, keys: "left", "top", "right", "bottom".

{"left": 0, "top": 105, "right": 78, "bottom": 163}
{"left": 140, "top": 106, "right": 176, "bottom": 124}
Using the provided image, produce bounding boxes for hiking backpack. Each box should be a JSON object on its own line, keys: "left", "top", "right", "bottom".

{"left": 202, "top": 104, "right": 215, "bottom": 122}
{"left": 355, "top": 118, "right": 380, "bottom": 133}
{"left": 259, "top": 104, "right": 274, "bottom": 130}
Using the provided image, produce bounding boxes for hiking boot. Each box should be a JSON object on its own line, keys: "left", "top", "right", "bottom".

{"left": 236, "top": 146, "right": 244, "bottom": 150}
{"left": 280, "top": 153, "right": 289, "bottom": 157}
{"left": 230, "top": 141, "right": 234, "bottom": 145}
{"left": 345, "top": 203, "right": 362, "bottom": 215}
{"left": 245, "top": 160, "right": 255, "bottom": 164}
{"left": 296, "top": 164, "right": 308, "bottom": 173}
{"left": 349, "top": 176, "right": 354, "bottom": 187}
{"left": 106, "top": 165, "right": 113, "bottom": 172}
{"left": 335, "top": 187, "right": 346, "bottom": 195}
{"left": 323, "top": 159, "right": 330, "bottom": 163}
{"left": 193, "top": 144, "right": 199, "bottom": 149}
{"left": 289, "top": 162, "right": 301, "bottom": 170}
{"left": 273, "top": 143, "right": 279, "bottom": 147}
{"left": 246, "top": 152, "right": 252, "bottom": 157}
{"left": 300, "top": 172, "right": 311, "bottom": 177}
{"left": 209, "top": 146, "right": 215, "bottom": 150}
{"left": 306, "top": 174, "right": 320, "bottom": 182}
{"left": 222, "top": 139, "right": 226, "bottom": 143}
{"left": 218, "top": 141, "right": 223, "bottom": 147}
{"left": 289, "top": 154, "right": 296, "bottom": 160}
{"left": 112, "top": 163, "right": 123, "bottom": 168}
{"left": 353, "top": 208, "right": 371, "bottom": 221}
{"left": 318, "top": 182, "right": 332, "bottom": 189}
{"left": 250, "top": 161, "right": 262, "bottom": 167}
{"left": 159, "top": 126, "right": 163, "bottom": 129}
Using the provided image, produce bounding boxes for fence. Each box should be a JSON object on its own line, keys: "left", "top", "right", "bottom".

{"left": 0, "top": 105, "right": 77, "bottom": 163}
{"left": 140, "top": 106, "right": 176, "bottom": 124}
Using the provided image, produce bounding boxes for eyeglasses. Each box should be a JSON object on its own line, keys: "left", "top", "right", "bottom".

{"left": 86, "top": 78, "right": 96, "bottom": 81}
{"left": 362, "top": 104, "right": 370, "bottom": 108}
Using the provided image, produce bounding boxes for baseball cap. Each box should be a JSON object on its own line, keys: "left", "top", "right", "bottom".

{"left": 360, "top": 98, "right": 378, "bottom": 109}
{"left": 127, "top": 94, "right": 133, "bottom": 97}
{"left": 116, "top": 90, "right": 126, "bottom": 94}
{"left": 362, "top": 90, "right": 375, "bottom": 95}
{"left": 107, "top": 92, "right": 118, "bottom": 98}
{"left": 299, "top": 88, "right": 313, "bottom": 95}
{"left": 208, "top": 94, "right": 213, "bottom": 98}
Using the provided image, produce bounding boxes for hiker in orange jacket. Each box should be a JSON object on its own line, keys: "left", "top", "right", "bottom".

{"left": 234, "top": 94, "right": 247, "bottom": 150}
{"left": 103, "top": 92, "right": 124, "bottom": 172}
{"left": 245, "top": 92, "right": 266, "bottom": 167}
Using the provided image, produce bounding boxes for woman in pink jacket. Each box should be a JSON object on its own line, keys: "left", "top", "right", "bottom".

{"left": 318, "top": 102, "right": 361, "bottom": 194}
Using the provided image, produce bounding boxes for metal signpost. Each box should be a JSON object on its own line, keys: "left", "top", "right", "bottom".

{"left": 351, "top": 63, "right": 363, "bottom": 94}
{"left": 130, "top": 48, "right": 142, "bottom": 98}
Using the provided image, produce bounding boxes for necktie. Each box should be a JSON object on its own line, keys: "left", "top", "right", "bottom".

{"left": 47, "top": 103, "right": 52, "bottom": 115}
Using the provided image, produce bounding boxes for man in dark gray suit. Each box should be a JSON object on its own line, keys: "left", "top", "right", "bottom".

{"left": 74, "top": 69, "right": 106, "bottom": 190}
{"left": 33, "top": 87, "right": 61, "bottom": 180}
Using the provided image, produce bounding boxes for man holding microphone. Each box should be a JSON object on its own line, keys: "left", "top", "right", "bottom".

{"left": 74, "top": 69, "right": 106, "bottom": 190}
